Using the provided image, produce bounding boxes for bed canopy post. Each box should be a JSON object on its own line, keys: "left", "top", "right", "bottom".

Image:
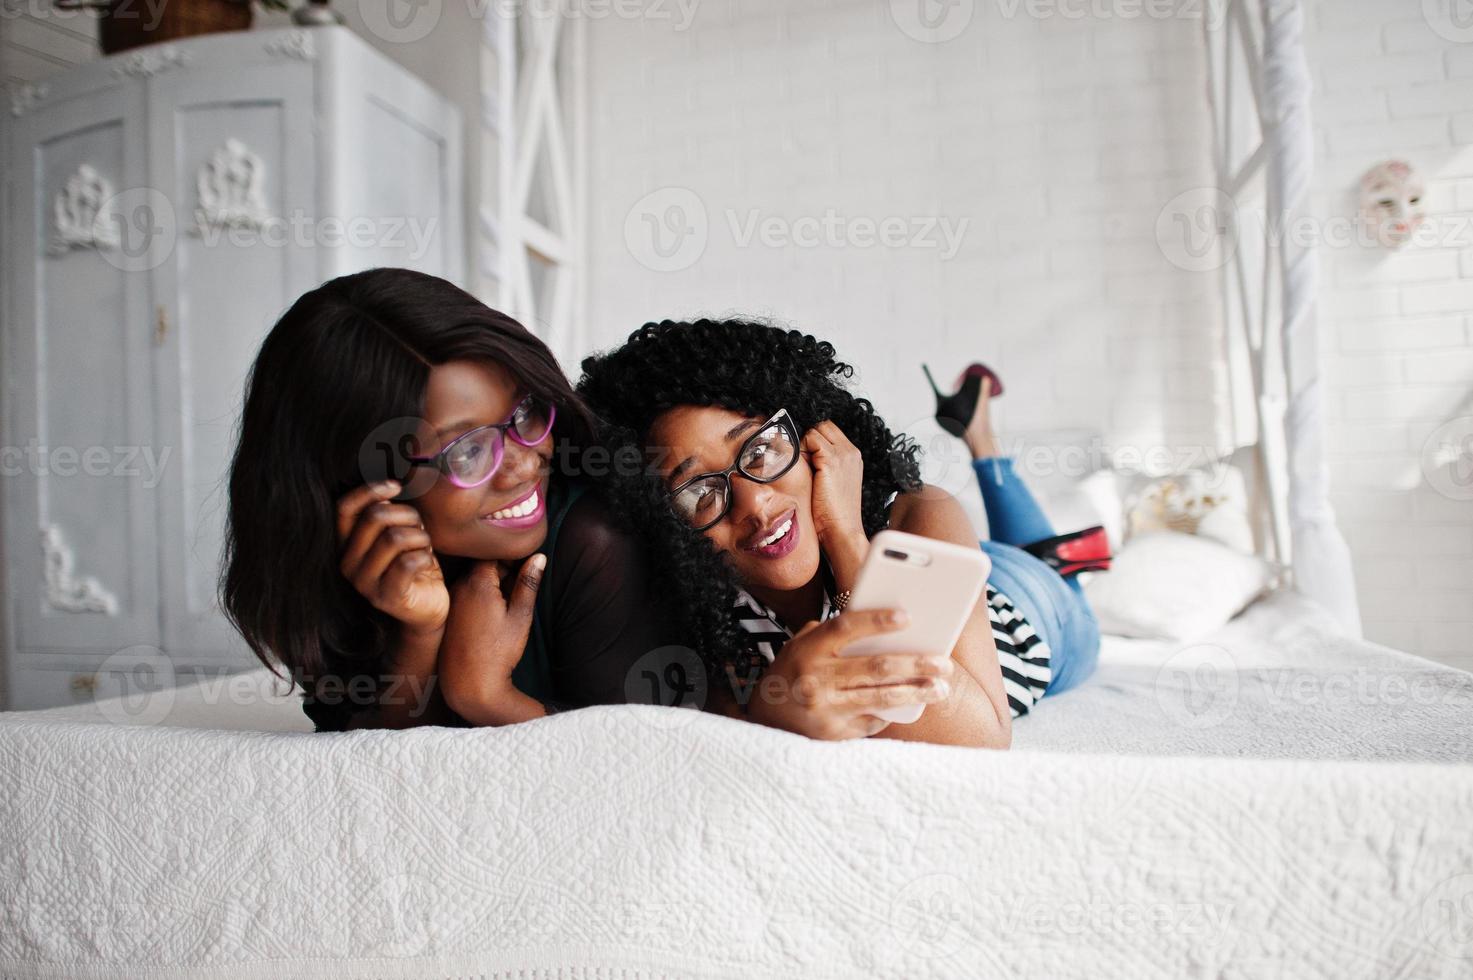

{"left": 1259, "top": 0, "right": 1362, "bottom": 636}
{"left": 1206, "top": 0, "right": 1362, "bottom": 635}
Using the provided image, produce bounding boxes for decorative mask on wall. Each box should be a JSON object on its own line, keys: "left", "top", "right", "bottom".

{"left": 1358, "top": 160, "right": 1425, "bottom": 248}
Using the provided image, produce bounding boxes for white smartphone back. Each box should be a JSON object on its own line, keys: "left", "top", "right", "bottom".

{"left": 839, "top": 529, "right": 992, "bottom": 724}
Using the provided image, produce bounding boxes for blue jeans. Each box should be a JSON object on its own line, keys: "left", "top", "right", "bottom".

{"left": 973, "top": 457, "right": 1100, "bottom": 697}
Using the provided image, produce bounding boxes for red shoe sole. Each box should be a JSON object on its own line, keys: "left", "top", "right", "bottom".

{"left": 1055, "top": 559, "right": 1112, "bottom": 577}
{"left": 1055, "top": 527, "right": 1111, "bottom": 563}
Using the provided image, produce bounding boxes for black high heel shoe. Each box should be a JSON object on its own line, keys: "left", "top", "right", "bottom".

{"left": 922, "top": 363, "right": 1004, "bottom": 436}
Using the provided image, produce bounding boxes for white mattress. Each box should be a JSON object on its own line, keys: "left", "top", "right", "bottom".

{"left": 1, "top": 589, "right": 1470, "bottom": 979}
{"left": 19, "top": 589, "right": 1467, "bottom": 763}
{"left": 1015, "top": 590, "right": 1473, "bottom": 762}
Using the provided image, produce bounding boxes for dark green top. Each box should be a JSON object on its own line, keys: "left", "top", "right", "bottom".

{"left": 511, "top": 479, "right": 584, "bottom": 708}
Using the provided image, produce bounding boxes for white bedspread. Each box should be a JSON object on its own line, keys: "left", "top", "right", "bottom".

{"left": 2, "top": 590, "right": 1471, "bottom": 979}
{"left": 1, "top": 709, "right": 1471, "bottom": 977}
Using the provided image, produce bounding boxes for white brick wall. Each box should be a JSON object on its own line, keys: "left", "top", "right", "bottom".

{"left": 1305, "top": 0, "right": 1473, "bottom": 672}
{"left": 584, "top": 0, "right": 1224, "bottom": 461}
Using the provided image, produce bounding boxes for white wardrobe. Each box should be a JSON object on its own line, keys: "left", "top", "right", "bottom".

{"left": 3, "top": 27, "right": 463, "bottom": 709}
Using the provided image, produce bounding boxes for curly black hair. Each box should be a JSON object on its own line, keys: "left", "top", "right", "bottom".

{"left": 576, "top": 318, "right": 922, "bottom": 678}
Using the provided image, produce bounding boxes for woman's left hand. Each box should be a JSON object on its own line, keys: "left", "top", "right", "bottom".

{"left": 803, "top": 421, "right": 865, "bottom": 539}
{"left": 437, "top": 555, "right": 548, "bottom": 726}
{"left": 802, "top": 421, "right": 869, "bottom": 588}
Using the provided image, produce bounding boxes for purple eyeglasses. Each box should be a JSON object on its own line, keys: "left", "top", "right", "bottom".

{"left": 406, "top": 393, "right": 556, "bottom": 489}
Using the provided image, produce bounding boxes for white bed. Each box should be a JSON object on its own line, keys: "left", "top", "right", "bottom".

{"left": 2, "top": 2, "right": 1469, "bottom": 977}
{"left": 2, "top": 587, "right": 1470, "bottom": 979}
{"left": 11, "top": 588, "right": 1469, "bottom": 763}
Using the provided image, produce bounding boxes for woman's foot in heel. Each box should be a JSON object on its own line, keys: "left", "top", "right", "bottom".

{"left": 922, "top": 362, "right": 1004, "bottom": 460}
{"left": 963, "top": 374, "right": 1002, "bottom": 460}
{"left": 923, "top": 363, "right": 978, "bottom": 438}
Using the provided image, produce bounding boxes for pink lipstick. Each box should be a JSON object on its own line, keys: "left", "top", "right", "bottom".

{"left": 482, "top": 480, "right": 547, "bottom": 529}
{"left": 743, "top": 509, "right": 800, "bottom": 560}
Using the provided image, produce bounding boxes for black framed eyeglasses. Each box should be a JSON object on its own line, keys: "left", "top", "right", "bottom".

{"left": 405, "top": 393, "right": 556, "bottom": 489}
{"left": 666, "top": 409, "right": 800, "bottom": 530}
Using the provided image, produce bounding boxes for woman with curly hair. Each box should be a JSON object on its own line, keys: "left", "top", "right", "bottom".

{"left": 577, "top": 319, "right": 1101, "bottom": 748}
{"left": 222, "top": 268, "right": 679, "bottom": 732}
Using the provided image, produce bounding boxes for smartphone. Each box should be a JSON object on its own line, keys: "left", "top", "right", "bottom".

{"left": 839, "top": 529, "right": 992, "bottom": 724}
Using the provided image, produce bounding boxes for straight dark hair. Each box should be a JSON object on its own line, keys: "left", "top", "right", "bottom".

{"left": 221, "top": 267, "right": 594, "bottom": 688}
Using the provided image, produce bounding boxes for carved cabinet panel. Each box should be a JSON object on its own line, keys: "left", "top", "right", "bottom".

{"left": 146, "top": 63, "right": 319, "bottom": 658}
{"left": 5, "top": 79, "right": 161, "bottom": 654}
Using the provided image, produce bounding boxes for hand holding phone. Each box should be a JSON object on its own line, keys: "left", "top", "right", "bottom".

{"left": 746, "top": 608, "right": 954, "bottom": 740}
{"left": 839, "top": 529, "right": 991, "bottom": 724}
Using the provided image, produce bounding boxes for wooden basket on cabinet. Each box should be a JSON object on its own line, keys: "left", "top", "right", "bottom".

{"left": 52, "top": 0, "right": 280, "bottom": 55}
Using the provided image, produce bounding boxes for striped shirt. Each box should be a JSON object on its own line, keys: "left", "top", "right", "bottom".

{"left": 730, "top": 575, "right": 1053, "bottom": 719}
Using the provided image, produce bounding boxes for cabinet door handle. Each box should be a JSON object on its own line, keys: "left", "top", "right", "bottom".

{"left": 155, "top": 305, "right": 169, "bottom": 346}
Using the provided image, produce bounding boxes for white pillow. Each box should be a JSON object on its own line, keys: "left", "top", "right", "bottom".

{"left": 1084, "top": 531, "right": 1276, "bottom": 642}
{"left": 1123, "top": 464, "right": 1255, "bottom": 555}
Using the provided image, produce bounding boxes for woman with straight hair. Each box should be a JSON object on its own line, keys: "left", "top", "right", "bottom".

{"left": 222, "top": 267, "right": 679, "bottom": 731}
